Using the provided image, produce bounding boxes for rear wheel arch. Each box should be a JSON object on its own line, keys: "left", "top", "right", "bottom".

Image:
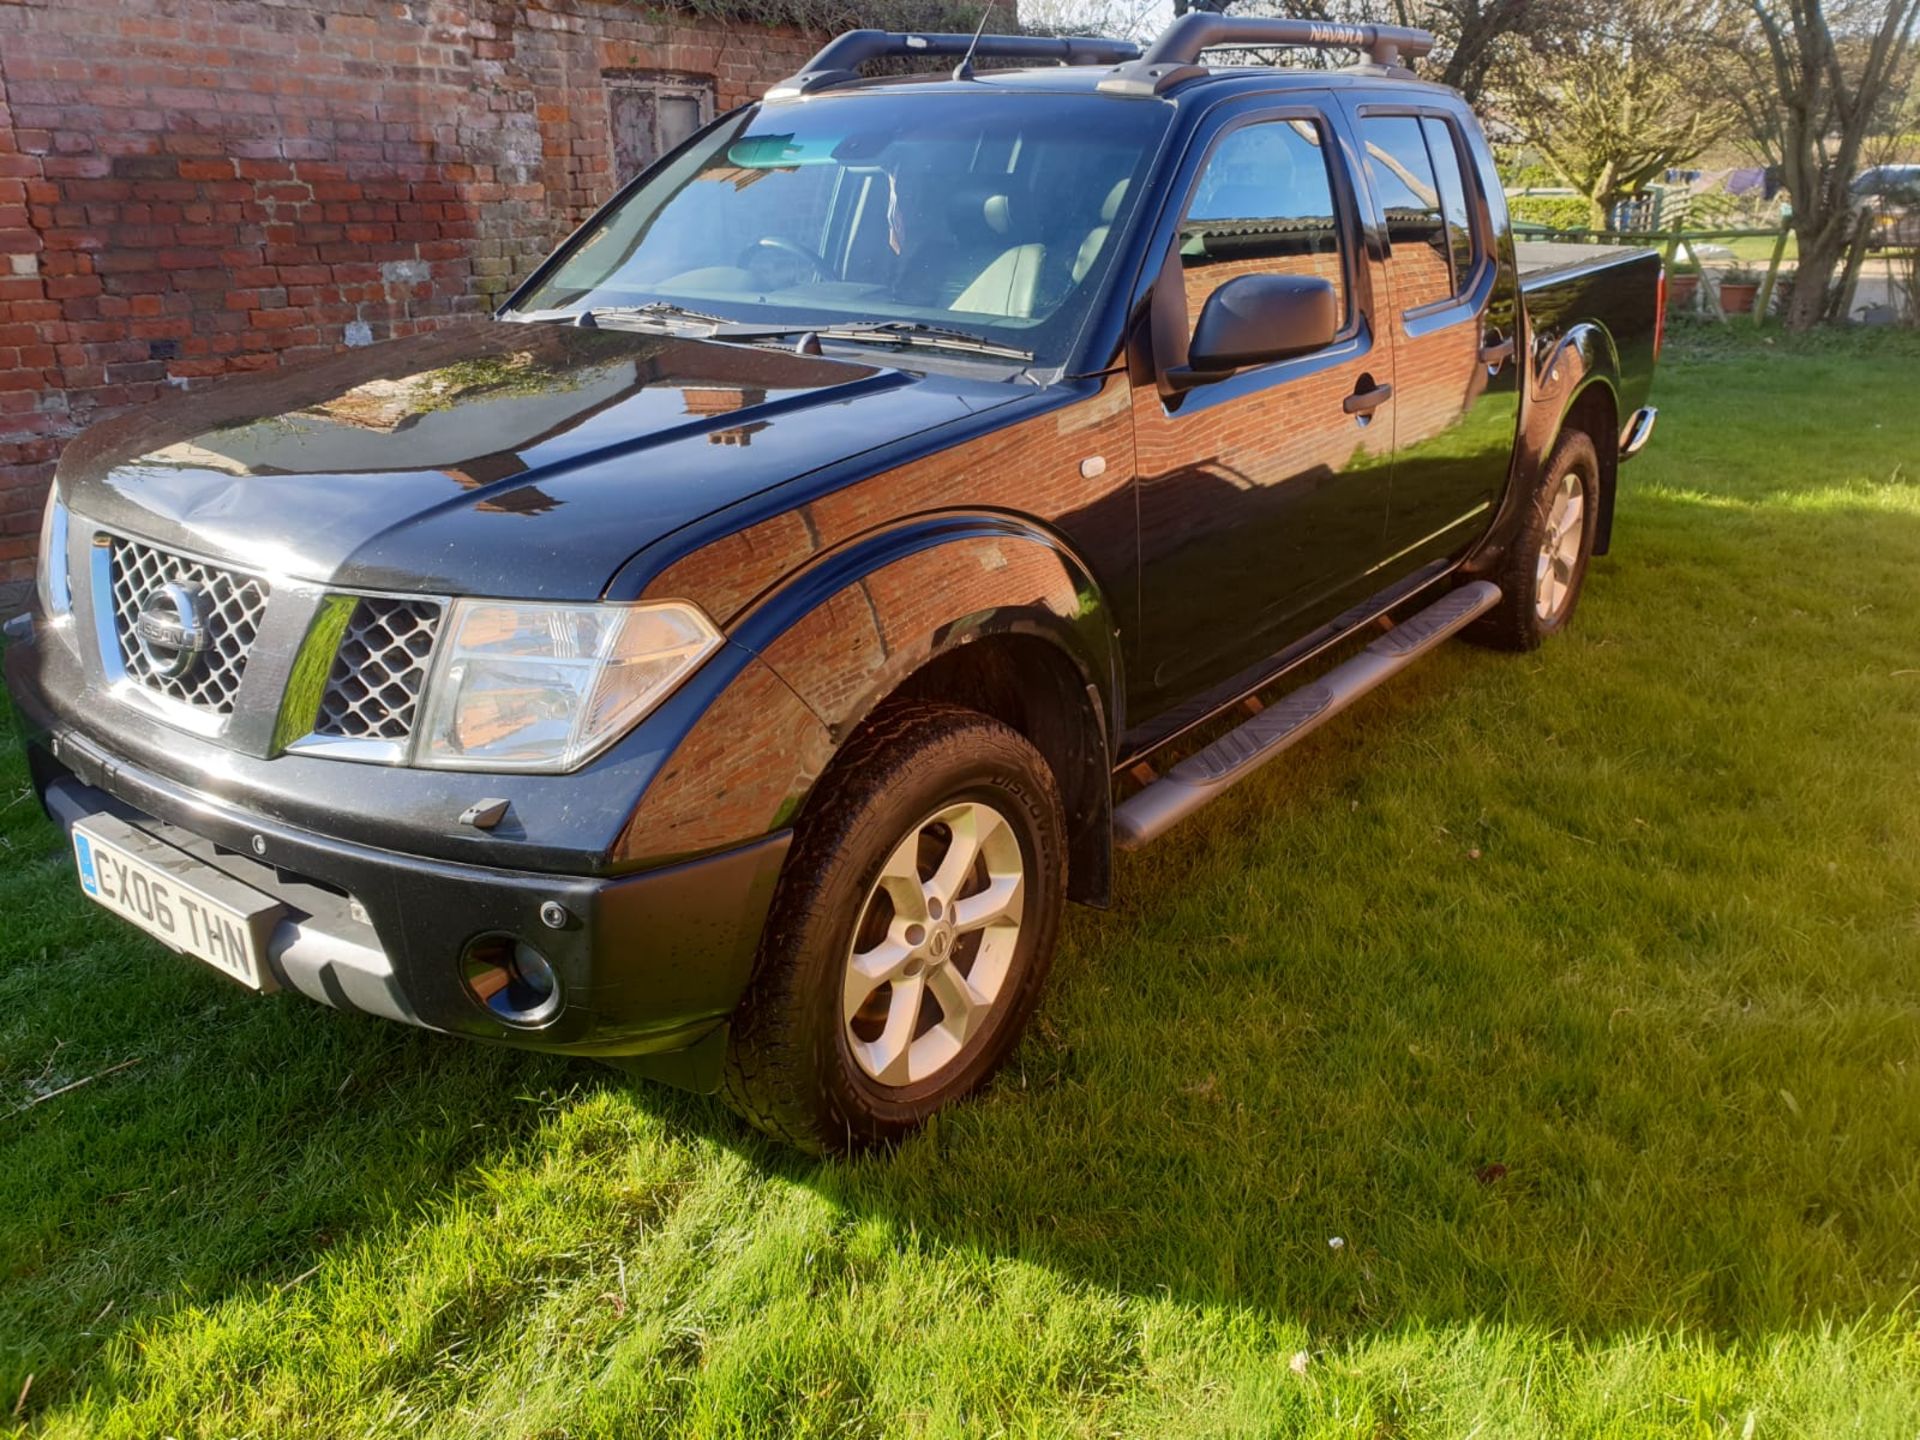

{"left": 1475, "top": 326, "right": 1624, "bottom": 581}
{"left": 1527, "top": 322, "right": 1620, "bottom": 555}
{"left": 1482, "top": 362, "right": 1620, "bottom": 583}
{"left": 1556, "top": 381, "right": 1619, "bottom": 555}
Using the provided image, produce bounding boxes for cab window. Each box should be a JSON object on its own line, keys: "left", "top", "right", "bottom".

{"left": 1360, "top": 114, "right": 1478, "bottom": 310}
{"left": 1422, "top": 118, "right": 1478, "bottom": 289}
{"left": 1176, "top": 118, "right": 1349, "bottom": 336}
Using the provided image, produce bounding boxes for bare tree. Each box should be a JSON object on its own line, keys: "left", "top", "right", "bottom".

{"left": 1424, "top": 0, "right": 1544, "bottom": 99}
{"left": 1022, "top": 0, "right": 1172, "bottom": 43}
{"left": 1501, "top": 0, "right": 1737, "bottom": 228}
{"left": 1734, "top": 0, "right": 1920, "bottom": 327}
{"left": 1168, "top": 0, "right": 1572, "bottom": 104}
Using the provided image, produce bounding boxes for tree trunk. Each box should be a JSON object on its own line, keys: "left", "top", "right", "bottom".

{"left": 1586, "top": 159, "right": 1619, "bottom": 231}
{"left": 1747, "top": 0, "right": 1920, "bottom": 329}
{"left": 1786, "top": 220, "right": 1853, "bottom": 330}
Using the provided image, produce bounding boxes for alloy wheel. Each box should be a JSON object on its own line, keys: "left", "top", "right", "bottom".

{"left": 1534, "top": 469, "right": 1586, "bottom": 622}
{"left": 840, "top": 799, "right": 1026, "bottom": 1087}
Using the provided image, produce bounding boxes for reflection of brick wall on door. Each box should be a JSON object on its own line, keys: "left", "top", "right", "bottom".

{"left": 0, "top": 0, "right": 823, "bottom": 590}
{"left": 1381, "top": 243, "right": 1485, "bottom": 454}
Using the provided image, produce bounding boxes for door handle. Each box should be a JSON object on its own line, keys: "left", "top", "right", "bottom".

{"left": 1343, "top": 382, "right": 1393, "bottom": 415}
{"left": 1479, "top": 336, "right": 1515, "bottom": 369}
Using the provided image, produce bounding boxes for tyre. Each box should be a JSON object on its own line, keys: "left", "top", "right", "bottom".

{"left": 721, "top": 702, "right": 1067, "bottom": 1153}
{"left": 1469, "top": 429, "right": 1601, "bottom": 652}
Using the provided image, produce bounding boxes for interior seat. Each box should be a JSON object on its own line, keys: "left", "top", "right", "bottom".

{"left": 950, "top": 192, "right": 1047, "bottom": 318}
{"left": 1071, "top": 178, "right": 1132, "bottom": 285}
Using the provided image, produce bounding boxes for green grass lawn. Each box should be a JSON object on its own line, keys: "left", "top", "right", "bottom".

{"left": 4, "top": 323, "right": 1919, "bottom": 1437}
{"left": 1716, "top": 234, "right": 1797, "bottom": 264}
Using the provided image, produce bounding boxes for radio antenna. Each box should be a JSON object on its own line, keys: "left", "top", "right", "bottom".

{"left": 952, "top": 1, "right": 996, "bottom": 80}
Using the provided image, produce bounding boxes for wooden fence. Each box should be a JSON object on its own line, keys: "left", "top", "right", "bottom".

{"left": 1510, "top": 211, "right": 1911, "bottom": 324}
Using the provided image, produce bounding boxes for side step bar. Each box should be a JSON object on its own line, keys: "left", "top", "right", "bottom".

{"left": 1113, "top": 581, "right": 1502, "bottom": 850}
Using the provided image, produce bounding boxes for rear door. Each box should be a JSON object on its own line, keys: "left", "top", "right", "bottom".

{"left": 1126, "top": 96, "right": 1395, "bottom": 731}
{"left": 1348, "top": 104, "right": 1520, "bottom": 572}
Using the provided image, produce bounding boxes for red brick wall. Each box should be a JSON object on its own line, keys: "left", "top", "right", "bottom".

{"left": 0, "top": 0, "right": 823, "bottom": 592}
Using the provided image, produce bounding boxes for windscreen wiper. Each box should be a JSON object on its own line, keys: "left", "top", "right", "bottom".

{"left": 504, "top": 302, "right": 738, "bottom": 329}
{"left": 507, "top": 307, "right": 1032, "bottom": 361}
{"left": 692, "top": 318, "right": 1033, "bottom": 361}
{"left": 804, "top": 321, "right": 1034, "bottom": 362}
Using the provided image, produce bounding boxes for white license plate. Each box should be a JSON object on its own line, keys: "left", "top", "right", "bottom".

{"left": 72, "top": 815, "right": 284, "bottom": 991}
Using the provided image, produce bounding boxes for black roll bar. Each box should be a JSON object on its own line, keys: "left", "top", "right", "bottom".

{"left": 765, "top": 14, "right": 1436, "bottom": 102}
{"left": 768, "top": 30, "right": 1142, "bottom": 97}
{"left": 1099, "top": 14, "right": 1435, "bottom": 94}
{"left": 1149, "top": 13, "right": 1431, "bottom": 67}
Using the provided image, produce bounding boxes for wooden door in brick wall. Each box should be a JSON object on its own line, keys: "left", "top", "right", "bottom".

{"left": 606, "top": 72, "right": 716, "bottom": 186}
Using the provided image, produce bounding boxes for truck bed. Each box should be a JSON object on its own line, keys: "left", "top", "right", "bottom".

{"left": 1515, "top": 240, "right": 1658, "bottom": 280}
{"left": 1517, "top": 241, "right": 1663, "bottom": 436}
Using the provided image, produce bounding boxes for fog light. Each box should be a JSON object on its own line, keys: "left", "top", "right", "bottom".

{"left": 462, "top": 934, "right": 562, "bottom": 1027}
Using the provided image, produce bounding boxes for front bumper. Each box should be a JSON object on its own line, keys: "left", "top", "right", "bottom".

{"left": 21, "top": 718, "right": 789, "bottom": 1065}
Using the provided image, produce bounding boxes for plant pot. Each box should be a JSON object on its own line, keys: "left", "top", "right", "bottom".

{"left": 1719, "top": 281, "right": 1760, "bottom": 314}
{"left": 1667, "top": 273, "right": 1700, "bottom": 308}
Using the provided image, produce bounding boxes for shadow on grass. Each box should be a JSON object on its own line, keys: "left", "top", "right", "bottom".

{"left": 4, "top": 461, "right": 1919, "bottom": 1420}
{"left": 727, "top": 469, "right": 1919, "bottom": 1343}
{"left": 743, "top": 461, "right": 1909, "bottom": 1347}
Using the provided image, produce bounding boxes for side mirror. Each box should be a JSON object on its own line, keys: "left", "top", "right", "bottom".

{"left": 1168, "top": 273, "right": 1339, "bottom": 390}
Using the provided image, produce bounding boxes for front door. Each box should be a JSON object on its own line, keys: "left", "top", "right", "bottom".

{"left": 1128, "top": 102, "right": 1395, "bottom": 735}
{"left": 1351, "top": 106, "right": 1521, "bottom": 571}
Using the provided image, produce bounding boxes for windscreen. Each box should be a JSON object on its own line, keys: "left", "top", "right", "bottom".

{"left": 512, "top": 91, "right": 1171, "bottom": 368}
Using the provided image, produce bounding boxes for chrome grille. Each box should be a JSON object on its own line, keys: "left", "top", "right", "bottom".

{"left": 313, "top": 598, "right": 442, "bottom": 741}
{"left": 107, "top": 538, "right": 269, "bottom": 714}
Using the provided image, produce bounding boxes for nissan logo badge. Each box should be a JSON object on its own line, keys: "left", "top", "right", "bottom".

{"left": 133, "top": 581, "right": 213, "bottom": 681}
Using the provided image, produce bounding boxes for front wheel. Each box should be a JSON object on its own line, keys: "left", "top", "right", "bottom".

{"left": 721, "top": 702, "right": 1067, "bottom": 1153}
{"left": 1468, "top": 429, "right": 1601, "bottom": 652}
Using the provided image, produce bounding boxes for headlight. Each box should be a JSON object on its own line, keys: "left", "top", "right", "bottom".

{"left": 416, "top": 599, "right": 721, "bottom": 773}
{"left": 35, "top": 487, "right": 72, "bottom": 626}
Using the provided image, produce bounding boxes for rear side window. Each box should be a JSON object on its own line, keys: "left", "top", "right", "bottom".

{"left": 1360, "top": 114, "right": 1475, "bottom": 311}
{"left": 1420, "top": 118, "right": 1476, "bottom": 290}
{"left": 1177, "top": 118, "right": 1348, "bottom": 335}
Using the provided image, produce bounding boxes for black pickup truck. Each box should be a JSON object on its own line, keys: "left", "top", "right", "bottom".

{"left": 6, "top": 15, "right": 1661, "bottom": 1152}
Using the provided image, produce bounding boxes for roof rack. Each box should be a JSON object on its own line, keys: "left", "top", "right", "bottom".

{"left": 1097, "top": 14, "right": 1435, "bottom": 96}
{"left": 767, "top": 30, "right": 1142, "bottom": 98}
